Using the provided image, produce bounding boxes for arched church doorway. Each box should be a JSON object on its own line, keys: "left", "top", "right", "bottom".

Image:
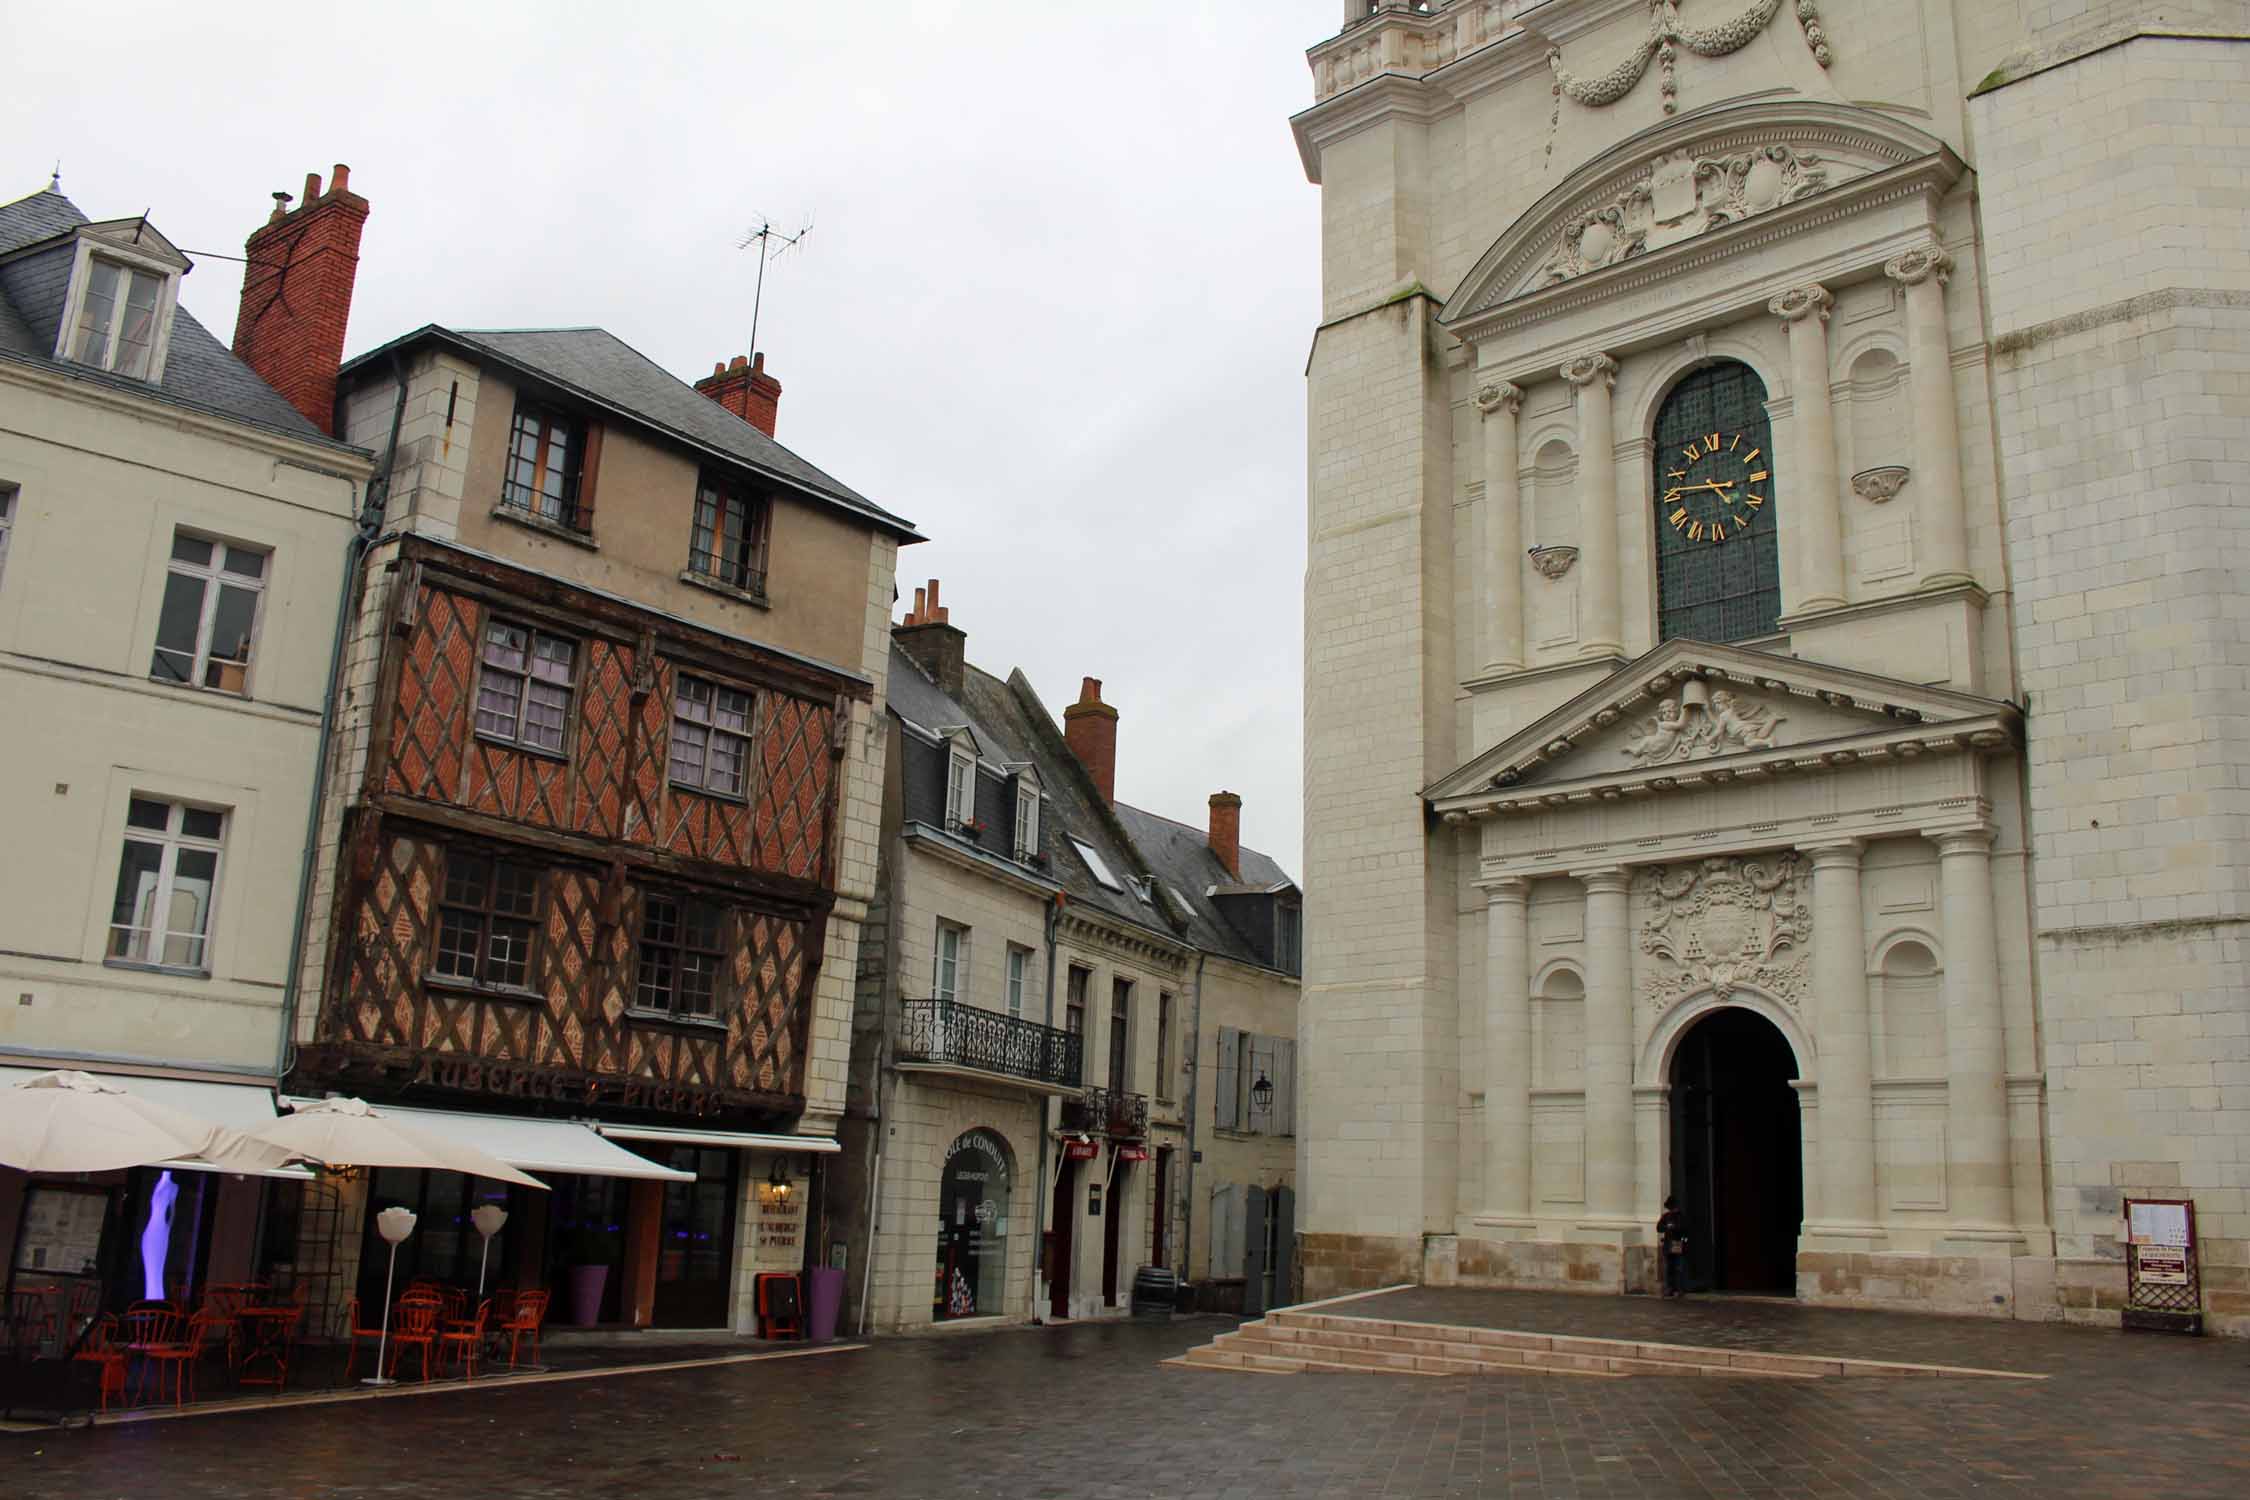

{"left": 1669, "top": 1007, "right": 1802, "bottom": 1293}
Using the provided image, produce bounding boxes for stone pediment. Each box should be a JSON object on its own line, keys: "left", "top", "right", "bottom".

{"left": 1437, "top": 100, "right": 1956, "bottom": 339}
{"left": 1424, "top": 639, "right": 2019, "bottom": 818}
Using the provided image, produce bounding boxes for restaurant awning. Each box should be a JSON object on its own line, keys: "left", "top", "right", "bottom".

{"left": 311, "top": 1102, "right": 696, "bottom": 1182}
{"left": 0, "top": 1065, "right": 312, "bottom": 1179}
{"left": 596, "top": 1123, "right": 843, "bottom": 1155}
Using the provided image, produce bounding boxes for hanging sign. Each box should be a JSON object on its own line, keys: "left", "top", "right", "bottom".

{"left": 1063, "top": 1138, "right": 1100, "bottom": 1161}
{"left": 1114, "top": 1144, "right": 1151, "bottom": 1164}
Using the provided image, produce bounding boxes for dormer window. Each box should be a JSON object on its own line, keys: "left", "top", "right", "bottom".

{"left": 1013, "top": 782, "right": 1042, "bottom": 862}
{"left": 945, "top": 742, "right": 976, "bottom": 828}
{"left": 52, "top": 224, "right": 186, "bottom": 385}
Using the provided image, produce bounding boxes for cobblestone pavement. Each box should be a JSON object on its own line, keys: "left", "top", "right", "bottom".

{"left": 7, "top": 1301, "right": 2249, "bottom": 1499}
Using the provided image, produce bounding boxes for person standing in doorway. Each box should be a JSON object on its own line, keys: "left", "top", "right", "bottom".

{"left": 1657, "top": 1196, "right": 1688, "bottom": 1298}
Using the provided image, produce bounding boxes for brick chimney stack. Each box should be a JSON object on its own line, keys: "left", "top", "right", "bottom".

{"left": 694, "top": 352, "right": 783, "bottom": 437}
{"left": 1208, "top": 791, "right": 1242, "bottom": 879}
{"left": 1063, "top": 678, "right": 1119, "bottom": 805}
{"left": 894, "top": 577, "right": 966, "bottom": 698}
{"left": 233, "top": 163, "right": 369, "bottom": 436}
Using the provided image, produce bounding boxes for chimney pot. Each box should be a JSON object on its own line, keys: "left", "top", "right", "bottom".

{"left": 909, "top": 586, "right": 927, "bottom": 625}
{"left": 1208, "top": 791, "right": 1243, "bottom": 879}
{"left": 893, "top": 578, "right": 965, "bottom": 696}
{"left": 236, "top": 161, "right": 369, "bottom": 436}
{"left": 330, "top": 163, "right": 350, "bottom": 195}
{"left": 729, "top": 354, "right": 748, "bottom": 371}
{"left": 1063, "top": 677, "right": 1120, "bottom": 805}
{"left": 303, "top": 171, "right": 322, "bottom": 203}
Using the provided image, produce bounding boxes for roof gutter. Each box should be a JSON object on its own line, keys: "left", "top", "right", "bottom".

{"left": 275, "top": 355, "right": 408, "bottom": 1081}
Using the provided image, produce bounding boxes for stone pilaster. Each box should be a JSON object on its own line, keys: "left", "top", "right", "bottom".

{"left": 1561, "top": 353, "right": 1620, "bottom": 657}
{"left": 1769, "top": 285, "right": 1844, "bottom": 612}
{"left": 1474, "top": 381, "right": 1526, "bottom": 675}
{"left": 1482, "top": 878, "right": 1531, "bottom": 1221}
{"left": 1885, "top": 246, "right": 1972, "bottom": 589}
{"left": 1937, "top": 828, "right": 2014, "bottom": 1231}
{"left": 1579, "top": 868, "right": 1635, "bottom": 1222}
{"left": 1807, "top": 839, "right": 1878, "bottom": 1234}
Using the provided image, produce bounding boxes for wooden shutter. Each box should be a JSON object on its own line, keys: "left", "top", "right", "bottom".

{"left": 574, "top": 421, "right": 604, "bottom": 532}
{"left": 1243, "top": 1184, "right": 1269, "bottom": 1317}
{"left": 1271, "top": 1185, "right": 1296, "bottom": 1310}
{"left": 1215, "top": 1027, "right": 1240, "bottom": 1131}
{"left": 1209, "top": 1182, "right": 1240, "bottom": 1278}
{"left": 1275, "top": 1038, "right": 1297, "bottom": 1139}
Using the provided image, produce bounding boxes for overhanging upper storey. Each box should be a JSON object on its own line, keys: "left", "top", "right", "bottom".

{"left": 1425, "top": 637, "right": 2020, "bottom": 828}
{"left": 1439, "top": 99, "right": 1963, "bottom": 359}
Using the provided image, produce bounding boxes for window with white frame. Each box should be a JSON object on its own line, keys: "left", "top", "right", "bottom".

{"left": 1068, "top": 836, "right": 1122, "bottom": 892}
{"left": 69, "top": 257, "right": 167, "bottom": 380}
{"left": 474, "top": 619, "right": 576, "bottom": 754}
{"left": 945, "top": 744, "right": 977, "bottom": 830}
{"left": 1006, "top": 945, "right": 1030, "bottom": 1020}
{"left": 107, "top": 798, "right": 224, "bottom": 970}
{"left": 934, "top": 922, "right": 967, "bottom": 1004}
{"left": 1013, "top": 782, "right": 1041, "bottom": 861}
{"left": 669, "top": 675, "right": 753, "bottom": 798}
{"left": 149, "top": 533, "right": 267, "bottom": 693}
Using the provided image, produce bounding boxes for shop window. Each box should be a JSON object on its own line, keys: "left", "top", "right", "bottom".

{"left": 934, "top": 1129, "right": 1011, "bottom": 1321}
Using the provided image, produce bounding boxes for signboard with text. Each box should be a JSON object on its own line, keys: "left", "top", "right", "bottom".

{"left": 2122, "top": 1196, "right": 2201, "bottom": 1332}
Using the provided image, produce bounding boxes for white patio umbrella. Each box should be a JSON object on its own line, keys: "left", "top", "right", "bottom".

{"left": 0, "top": 1070, "right": 294, "bottom": 1175}
{"left": 245, "top": 1097, "right": 549, "bottom": 1190}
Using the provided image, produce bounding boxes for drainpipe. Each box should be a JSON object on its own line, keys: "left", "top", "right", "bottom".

{"left": 1029, "top": 890, "right": 1062, "bottom": 1324}
{"left": 1181, "top": 950, "right": 1206, "bottom": 1294}
{"left": 854, "top": 1033, "right": 890, "bottom": 1337}
{"left": 275, "top": 357, "right": 408, "bottom": 1082}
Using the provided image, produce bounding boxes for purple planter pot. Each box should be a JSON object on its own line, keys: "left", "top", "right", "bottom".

{"left": 568, "top": 1264, "right": 610, "bottom": 1326}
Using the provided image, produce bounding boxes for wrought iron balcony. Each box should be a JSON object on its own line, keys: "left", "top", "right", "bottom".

{"left": 896, "top": 998, "right": 1082, "bottom": 1090}
{"left": 1062, "top": 1084, "right": 1150, "bottom": 1140}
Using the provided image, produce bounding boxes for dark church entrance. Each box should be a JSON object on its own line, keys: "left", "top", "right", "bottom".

{"left": 1669, "top": 1007, "right": 1802, "bottom": 1293}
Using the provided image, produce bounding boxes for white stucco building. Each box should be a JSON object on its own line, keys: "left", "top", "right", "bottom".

{"left": 1293, "top": 0, "right": 2250, "bottom": 1333}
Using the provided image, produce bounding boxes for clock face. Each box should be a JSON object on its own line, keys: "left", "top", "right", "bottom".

{"left": 1659, "top": 429, "right": 1768, "bottom": 545}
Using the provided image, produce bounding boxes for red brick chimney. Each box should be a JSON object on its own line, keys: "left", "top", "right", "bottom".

{"left": 233, "top": 163, "right": 369, "bottom": 436}
{"left": 695, "top": 352, "right": 783, "bottom": 437}
{"left": 1063, "top": 678, "right": 1119, "bottom": 805}
{"left": 894, "top": 577, "right": 966, "bottom": 698}
{"left": 1208, "top": 791, "right": 1242, "bottom": 879}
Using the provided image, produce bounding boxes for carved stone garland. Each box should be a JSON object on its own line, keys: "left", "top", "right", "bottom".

{"left": 1536, "top": 144, "right": 1829, "bottom": 286}
{"left": 1635, "top": 854, "right": 1811, "bottom": 1012}
{"left": 1546, "top": 0, "right": 1835, "bottom": 162}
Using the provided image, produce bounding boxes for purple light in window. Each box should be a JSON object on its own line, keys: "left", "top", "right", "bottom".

{"left": 141, "top": 1169, "right": 179, "bottom": 1301}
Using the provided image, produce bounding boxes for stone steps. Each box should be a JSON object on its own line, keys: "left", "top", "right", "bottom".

{"left": 1166, "top": 1306, "right": 2049, "bottom": 1383}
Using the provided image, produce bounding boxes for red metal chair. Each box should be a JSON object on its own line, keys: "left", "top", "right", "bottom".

{"left": 71, "top": 1315, "right": 130, "bottom": 1412}
{"left": 439, "top": 1300, "right": 492, "bottom": 1380}
{"left": 122, "top": 1303, "right": 197, "bottom": 1407}
{"left": 341, "top": 1297, "right": 388, "bottom": 1381}
{"left": 387, "top": 1297, "right": 441, "bottom": 1382}
{"left": 496, "top": 1289, "right": 549, "bottom": 1371}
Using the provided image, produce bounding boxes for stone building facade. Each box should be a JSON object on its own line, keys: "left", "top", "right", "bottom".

{"left": 1294, "top": 0, "right": 2250, "bottom": 1332}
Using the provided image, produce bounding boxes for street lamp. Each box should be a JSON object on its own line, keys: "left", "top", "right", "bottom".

{"left": 1251, "top": 1071, "right": 1274, "bottom": 1117}
{"left": 365, "top": 1205, "right": 416, "bottom": 1387}
{"left": 472, "top": 1202, "right": 509, "bottom": 1297}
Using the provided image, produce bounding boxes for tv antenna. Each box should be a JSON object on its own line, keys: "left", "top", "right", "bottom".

{"left": 736, "top": 214, "right": 813, "bottom": 361}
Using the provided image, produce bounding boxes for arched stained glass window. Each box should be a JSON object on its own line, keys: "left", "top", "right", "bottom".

{"left": 1654, "top": 362, "right": 1781, "bottom": 642}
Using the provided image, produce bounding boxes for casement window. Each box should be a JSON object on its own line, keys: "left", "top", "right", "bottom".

{"left": 1013, "top": 783, "right": 1041, "bottom": 862}
{"left": 688, "top": 474, "right": 771, "bottom": 597}
{"left": 107, "top": 798, "right": 224, "bottom": 970}
{"left": 69, "top": 258, "right": 166, "bottom": 379}
{"left": 1065, "top": 964, "right": 1089, "bottom": 1037}
{"left": 934, "top": 923, "right": 968, "bottom": 1004}
{"left": 945, "top": 745, "right": 977, "bottom": 829}
{"left": 1156, "top": 992, "right": 1174, "bottom": 1099}
{"left": 1214, "top": 1027, "right": 1297, "bottom": 1138}
{"left": 501, "top": 401, "right": 587, "bottom": 529}
{"left": 0, "top": 485, "right": 14, "bottom": 591}
{"left": 636, "top": 892, "right": 725, "bottom": 1019}
{"left": 668, "top": 675, "right": 753, "bottom": 798}
{"left": 433, "top": 853, "right": 540, "bottom": 990}
{"left": 473, "top": 620, "right": 575, "bottom": 754}
{"left": 1006, "top": 945, "right": 1030, "bottom": 1020}
{"left": 1277, "top": 901, "right": 1302, "bottom": 974}
{"left": 149, "top": 533, "right": 267, "bottom": 693}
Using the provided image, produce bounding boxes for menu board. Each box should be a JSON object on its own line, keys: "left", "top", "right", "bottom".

{"left": 14, "top": 1185, "right": 108, "bottom": 1275}
{"left": 2128, "top": 1201, "right": 2190, "bottom": 1248}
{"left": 749, "top": 1191, "right": 806, "bottom": 1272}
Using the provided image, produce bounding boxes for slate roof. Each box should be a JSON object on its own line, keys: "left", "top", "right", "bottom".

{"left": 0, "top": 189, "right": 355, "bottom": 448}
{"left": 342, "top": 324, "right": 919, "bottom": 541}
{"left": 887, "top": 643, "right": 1299, "bottom": 974}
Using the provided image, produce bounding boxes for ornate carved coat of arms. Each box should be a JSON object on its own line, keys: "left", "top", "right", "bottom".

{"left": 1635, "top": 854, "right": 1811, "bottom": 1010}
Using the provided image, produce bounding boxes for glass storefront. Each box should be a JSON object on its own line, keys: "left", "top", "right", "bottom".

{"left": 649, "top": 1147, "right": 740, "bottom": 1329}
{"left": 934, "top": 1129, "right": 1010, "bottom": 1321}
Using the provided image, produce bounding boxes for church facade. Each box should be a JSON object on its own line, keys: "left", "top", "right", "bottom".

{"left": 1293, "top": 0, "right": 2250, "bottom": 1332}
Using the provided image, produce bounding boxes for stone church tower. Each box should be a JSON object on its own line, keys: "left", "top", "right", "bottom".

{"left": 1294, "top": 0, "right": 2250, "bottom": 1332}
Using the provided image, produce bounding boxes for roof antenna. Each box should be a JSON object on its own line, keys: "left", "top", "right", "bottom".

{"left": 734, "top": 213, "right": 813, "bottom": 365}
{"left": 49, "top": 160, "right": 61, "bottom": 192}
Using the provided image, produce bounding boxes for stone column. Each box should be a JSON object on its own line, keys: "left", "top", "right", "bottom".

{"left": 1885, "top": 245, "right": 1972, "bottom": 589}
{"left": 1483, "top": 878, "right": 1531, "bottom": 1217}
{"left": 1561, "top": 353, "right": 1621, "bottom": 657}
{"left": 1937, "top": 828, "right": 2013, "bottom": 1228}
{"left": 1475, "top": 382, "right": 1526, "bottom": 675}
{"left": 1807, "top": 840, "right": 1877, "bottom": 1228}
{"left": 1578, "top": 867, "right": 1635, "bottom": 1221}
{"left": 1769, "top": 285, "right": 1844, "bottom": 612}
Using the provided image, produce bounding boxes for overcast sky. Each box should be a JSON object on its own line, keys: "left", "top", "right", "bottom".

{"left": 5, "top": 1, "right": 1332, "bottom": 876}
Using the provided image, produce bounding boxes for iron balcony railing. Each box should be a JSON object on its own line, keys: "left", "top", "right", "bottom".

{"left": 897, "top": 998, "right": 1082, "bottom": 1089}
{"left": 1062, "top": 1083, "right": 1150, "bottom": 1139}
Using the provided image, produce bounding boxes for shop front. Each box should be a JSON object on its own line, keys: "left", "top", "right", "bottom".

{"left": 934, "top": 1128, "right": 1012, "bottom": 1321}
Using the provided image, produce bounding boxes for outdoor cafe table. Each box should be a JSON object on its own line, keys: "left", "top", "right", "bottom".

{"left": 233, "top": 1306, "right": 298, "bottom": 1388}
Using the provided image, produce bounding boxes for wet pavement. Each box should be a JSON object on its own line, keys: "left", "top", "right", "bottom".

{"left": 4, "top": 1301, "right": 2248, "bottom": 1498}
